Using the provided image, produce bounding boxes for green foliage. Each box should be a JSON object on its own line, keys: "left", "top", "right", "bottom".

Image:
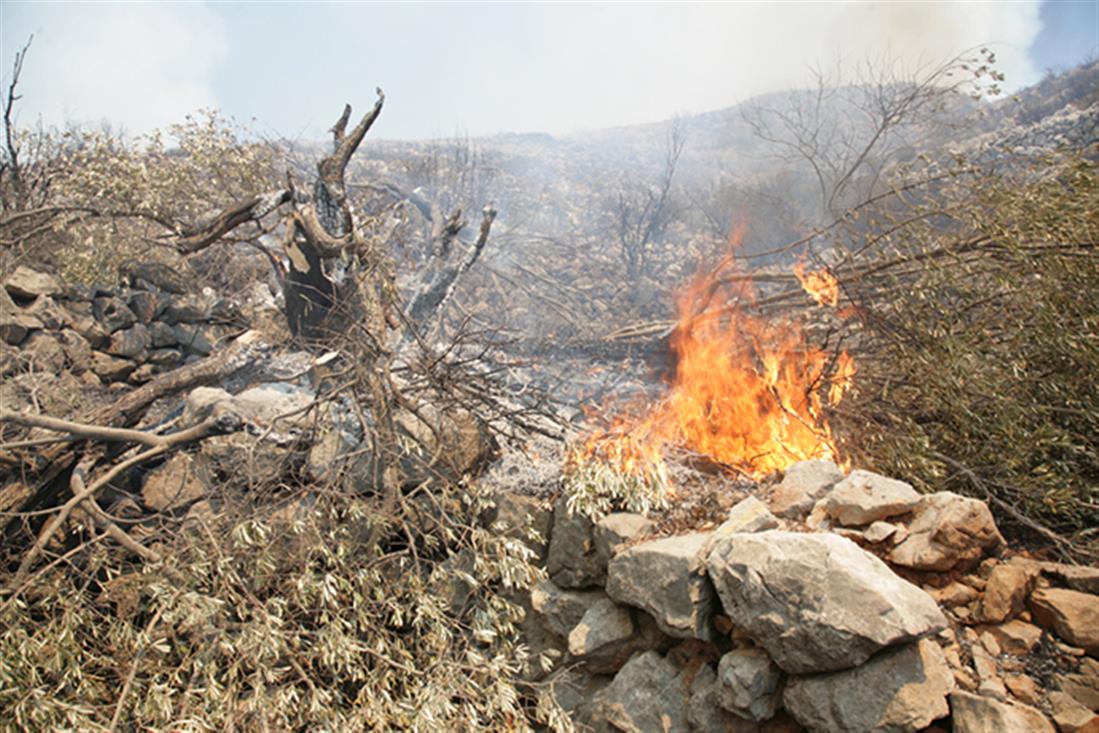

{"left": 0, "top": 487, "right": 547, "bottom": 732}
{"left": 833, "top": 154, "right": 1099, "bottom": 540}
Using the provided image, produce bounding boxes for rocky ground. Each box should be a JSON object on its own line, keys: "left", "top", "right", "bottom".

{"left": 491, "top": 460, "right": 1099, "bottom": 733}
{"left": 4, "top": 255, "right": 1098, "bottom": 732}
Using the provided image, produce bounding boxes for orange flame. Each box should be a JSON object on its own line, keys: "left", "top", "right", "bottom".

{"left": 793, "top": 261, "right": 840, "bottom": 307}
{"left": 578, "top": 228, "right": 854, "bottom": 486}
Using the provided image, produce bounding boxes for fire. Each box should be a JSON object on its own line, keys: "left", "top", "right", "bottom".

{"left": 793, "top": 261, "right": 840, "bottom": 307}
{"left": 576, "top": 230, "right": 855, "bottom": 490}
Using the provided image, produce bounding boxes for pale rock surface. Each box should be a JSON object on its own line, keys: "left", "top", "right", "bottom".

{"left": 567, "top": 598, "right": 634, "bottom": 665}
{"left": 783, "top": 639, "right": 953, "bottom": 733}
{"left": 546, "top": 505, "right": 651, "bottom": 589}
{"left": 975, "top": 563, "right": 1037, "bottom": 624}
{"left": 589, "top": 651, "right": 690, "bottom": 733}
{"left": 950, "top": 690, "right": 1055, "bottom": 733}
{"left": 890, "top": 492, "right": 1004, "bottom": 572}
{"left": 701, "top": 496, "right": 780, "bottom": 557}
{"left": 1050, "top": 690, "right": 1099, "bottom": 733}
{"left": 982, "top": 619, "right": 1043, "bottom": 655}
{"left": 530, "top": 579, "right": 604, "bottom": 639}
{"left": 4, "top": 266, "right": 61, "bottom": 299}
{"left": 707, "top": 531, "right": 947, "bottom": 674}
{"left": 607, "top": 532, "right": 715, "bottom": 640}
{"left": 716, "top": 648, "right": 783, "bottom": 722}
{"left": 768, "top": 459, "right": 845, "bottom": 518}
{"left": 864, "top": 520, "right": 898, "bottom": 543}
{"left": 1056, "top": 657, "right": 1099, "bottom": 711}
{"left": 687, "top": 664, "right": 764, "bottom": 733}
{"left": 928, "top": 581, "right": 980, "bottom": 607}
{"left": 1030, "top": 587, "right": 1099, "bottom": 654}
{"left": 826, "top": 469, "right": 922, "bottom": 526}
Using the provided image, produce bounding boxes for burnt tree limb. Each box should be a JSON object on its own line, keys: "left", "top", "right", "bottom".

{"left": 173, "top": 189, "right": 291, "bottom": 254}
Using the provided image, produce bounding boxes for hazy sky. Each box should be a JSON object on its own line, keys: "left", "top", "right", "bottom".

{"left": 1, "top": 2, "right": 1096, "bottom": 141}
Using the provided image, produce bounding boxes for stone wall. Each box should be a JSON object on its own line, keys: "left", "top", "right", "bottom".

{"left": 495, "top": 462, "right": 1099, "bottom": 733}
{"left": 1, "top": 264, "right": 248, "bottom": 388}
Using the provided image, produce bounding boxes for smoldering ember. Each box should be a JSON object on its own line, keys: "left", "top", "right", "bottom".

{"left": 1, "top": 28, "right": 1098, "bottom": 733}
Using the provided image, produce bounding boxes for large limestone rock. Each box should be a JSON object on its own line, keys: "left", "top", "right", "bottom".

{"left": 783, "top": 639, "right": 953, "bottom": 733}
{"left": 687, "top": 664, "right": 765, "bottom": 733}
{"left": 769, "top": 459, "right": 845, "bottom": 518}
{"left": 974, "top": 563, "right": 1037, "bottom": 624}
{"left": 606, "top": 532, "right": 715, "bottom": 640}
{"left": 716, "top": 648, "right": 783, "bottom": 722}
{"left": 1029, "top": 588, "right": 1099, "bottom": 653}
{"left": 1055, "top": 657, "right": 1099, "bottom": 712}
{"left": 890, "top": 492, "right": 1004, "bottom": 572}
{"left": 530, "top": 580, "right": 604, "bottom": 639}
{"left": 566, "top": 598, "right": 655, "bottom": 674}
{"left": 707, "top": 531, "right": 947, "bottom": 674}
{"left": 546, "top": 502, "right": 651, "bottom": 589}
{"left": 825, "top": 470, "right": 921, "bottom": 526}
{"left": 4, "top": 266, "right": 61, "bottom": 300}
{"left": 950, "top": 690, "right": 1055, "bottom": 733}
{"left": 590, "top": 651, "right": 690, "bottom": 733}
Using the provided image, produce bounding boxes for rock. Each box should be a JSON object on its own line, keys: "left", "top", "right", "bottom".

{"left": 1004, "top": 673, "right": 1041, "bottom": 706}
{"left": 688, "top": 664, "right": 763, "bottom": 733}
{"left": 606, "top": 532, "right": 715, "bottom": 640}
{"left": 711, "top": 496, "right": 780, "bottom": 538}
{"left": 970, "top": 642, "right": 1007, "bottom": 700}
{"left": 783, "top": 639, "right": 953, "bottom": 733}
{"left": 21, "top": 332, "right": 67, "bottom": 372}
{"left": 825, "top": 469, "right": 921, "bottom": 526}
{"left": 126, "top": 290, "right": 159, "bottom": 324}
{"left": 484, "top": 491, "right": 553, "bottom": 562}
{"left": 547, "top": 499, "right": 638, "bottom": 589}
{"left": 864, "top": 520, "right": 898, "bottom": 543}
{"left": 173, "top": 323, "right": 214, "bottom": 356}
{"left": 928, "top": 581, "right": 980, "bottom": 607}
{"left": 890, "top": 492, "right": 1004, "bottom": 572}
{"left": 1030, "top": 588, "right": 1099, "bottom": 654}
{"left": 567, "top": 598, "right": 637, "bottom": 673}
{"left": 1050, "top": 691, "right": 1099, "bottom": 733}
{"left": 68, "top": 312, "right": 110, "bottom": 348}
{"left": 107, "top": 323, "right": 151, "bottom": 359}
{"left": 56, "top": 329, "right": 93, "bottom": 371}
{"left": 769, "top": 459, "right": 845, "bottom": 518}
{"left": 707, "top": 531, "right": 947, "bottom": 674}
{"left": 4, "top": 266, "right": 60, "bottom": 300}
{"left": 119, "top": 259, "right": 189, "bottom": 295}
{"left": 92, "top": 296, "right": 137, "bottom": 333}
{"left": 975, "top": 564, "right": 1037, "bottom": 624}
{"left": 0, "top": 286, "right": 42, "bottom": 345}
{"left": 184, "top": 383, "right": 314, "bottom": 483}
{"left": 25, "top": 295, "right": 72, "bottom": 330}
{"left": 141, "top": 453, "right": 209, "bottom": 512}
{"left": 716, "top": 648, "right": 783, "bottom": 722}
{"left": 161, "top": 293, "right": 212, "bottom": 324}
{"left": 592, "top": 512, "right": 654, "bottom": 561}
{"left": 982, "top": 619, "right": 1043, "bottom": 655}
{"left": 1041, "top": 564, "right": 1099, "bottom": 595}
{"left": 87, "top": 351, "right": 135, "bottom": 382}
{"left": 544, "top": 669, "right": 612, "bottom": 729}
{"left": 530, "top": 580, "right": 604, "bottom": 639}
{"left": 950, "top": 690, "right": 1055, "bottom": 733}
{"left": 147, "top": 348, "right": 183, "bottom": 367}
{"left": 148, "top": 321, "right": 178, "bottom": 347}
{"left": 590, "top": 651, "right": 690, "bottom": 733}
{"left": 1055, "top": 657, "right": 1099, "bottom": 711}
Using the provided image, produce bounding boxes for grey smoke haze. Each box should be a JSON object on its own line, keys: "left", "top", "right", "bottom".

{"left": 0, "top": 2, "right": 1088, "bottom": 140}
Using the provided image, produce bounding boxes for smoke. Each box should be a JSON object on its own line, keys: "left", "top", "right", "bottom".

{"left": 0, "top": 2, "right": 1042, "bottom": 138}
{"left": 0, "top": 2, "right": 227, "bottom": 135}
